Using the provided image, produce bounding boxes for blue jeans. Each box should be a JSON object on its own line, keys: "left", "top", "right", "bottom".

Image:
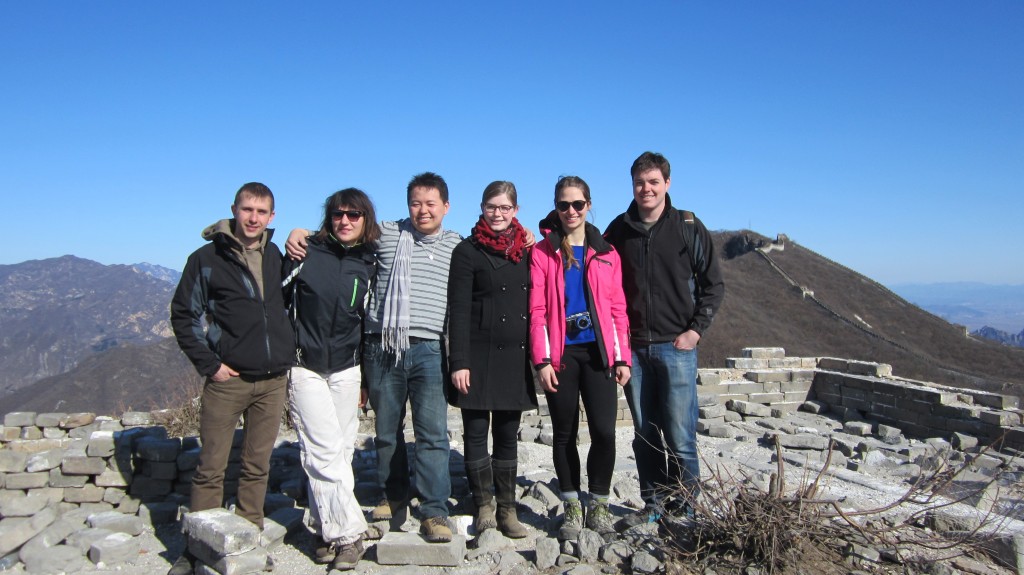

{"left": 625, "top": 343, "right": 700, "bottom": 507}
{"left": 363, "top": 339, "right": 451, "bottom": 519}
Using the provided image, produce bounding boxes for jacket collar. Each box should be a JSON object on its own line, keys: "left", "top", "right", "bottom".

{"left": 622, "top": 193, "right": 676, "bottom": 228}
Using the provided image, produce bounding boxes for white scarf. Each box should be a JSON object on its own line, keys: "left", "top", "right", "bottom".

{"left": 381, "top": 219, "right": 444, "bottom": 360}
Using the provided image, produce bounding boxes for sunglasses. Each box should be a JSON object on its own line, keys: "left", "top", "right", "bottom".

{"left": 331, "top": 210, "right": 364, "bottom": 221}
{"left": 556, "top": 200, "right": 588, "bottom": 213}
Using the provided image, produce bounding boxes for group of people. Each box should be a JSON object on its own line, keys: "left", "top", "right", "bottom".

{"left": 168, "top": 151, "right": 725, "bottom": 575}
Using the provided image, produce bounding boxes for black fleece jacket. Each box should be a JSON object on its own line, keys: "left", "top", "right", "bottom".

{"left": 604, "top": 194, "right": 725, "bottom": 344}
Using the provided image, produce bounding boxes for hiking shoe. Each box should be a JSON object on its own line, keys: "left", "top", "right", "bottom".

{"left": 585, "top": 501, "right": 615, "bottom": 534}
{"left": 615, "top": 505, "right": 662, "bottom": 532}
{"left": 331, "top": 538, "right": 365, "bottom": 571}
{"left": 370, "top": 498, "right": 392, "bottom": 520}
{"left": 166, "top": 550, "right": 195, "bottom": 575}
{"left": 419, "top": 516, "right": 453, "bottom": 542}
{"left": 313, "top": 541, "right": 335, "bottom": 564}
{"left": 558, "top": 498, "right": 584, "bottom": 540}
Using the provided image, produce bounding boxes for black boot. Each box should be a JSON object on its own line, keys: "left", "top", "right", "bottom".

{"left": 465, "top": 457, "right": 497, "bottom": 532}
{"left": 492, "top": 458, "right": 527, "bottom": 539}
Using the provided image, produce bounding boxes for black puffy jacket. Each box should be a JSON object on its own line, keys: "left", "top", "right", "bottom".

{"left": 282, "top": 236, "right": 376, "bottom": 375}
{"left": 171, "top": 225, "right": 294, "bottom": 378}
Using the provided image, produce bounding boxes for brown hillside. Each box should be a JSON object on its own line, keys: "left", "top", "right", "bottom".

{"left": 702, "top": 231, "right": 1024, "bottom": 396}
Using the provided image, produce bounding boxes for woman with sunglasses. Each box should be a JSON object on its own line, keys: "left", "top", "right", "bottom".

{"left": 446, "top": 181, "right": 537, "bottom": 538}
{"left": 529, "top": 176, "right": 631, "bottom": 539}
{"left": 282, "top": 188, "right": 380, "bottom": 571}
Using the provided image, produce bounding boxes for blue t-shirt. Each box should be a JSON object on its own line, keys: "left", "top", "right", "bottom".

{"left": 564, "top": 245, "right": 595, "bottom": 345}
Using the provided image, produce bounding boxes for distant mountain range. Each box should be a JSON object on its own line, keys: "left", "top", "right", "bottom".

{"left": 1, "top": 237, "right": 1022, "bottom": 415}
{"left": 888, "top": 282, "right": 1024, "bottom": 333}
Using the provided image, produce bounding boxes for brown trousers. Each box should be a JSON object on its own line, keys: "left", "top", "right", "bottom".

{"left": 190, "top": 373, "right": 287, "bottom": 527}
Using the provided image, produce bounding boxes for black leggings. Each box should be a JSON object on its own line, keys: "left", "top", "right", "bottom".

{"left": 544, "top": 342, "right": 618, "bottom": 496}
{"left": 462, "top": 409, "right": 522, "bottom": 463}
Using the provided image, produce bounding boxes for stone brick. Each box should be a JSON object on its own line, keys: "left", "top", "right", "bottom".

{"left": 66, "top": 527, "right": 115, "bottom": 553}
{"left": 42, "top": 427, "right": 68, "bottom": 439}
{"left": 94, "top": 467, "right": 132, "bottom": 487}
{"left": 696, "top": 418, "right": 725, "bottom": 433}
{"left": 971, "top": 393, "right": 1019, "bottom": 410}
{"left": 63, "top": 484, "right": 105, "bottom": 503}
{"left": 375, "top": 531, "right": 467, "bottom": 566}
{"left": 129, "top": 476, "right": 172, "bottom": 497}
{"left": 745, "top": 370, "right": 790, "bottom": 383}
{"left": 34, "top": 413, "right": 67, "bottom": 428}
{"left": 1, "top": 426, "right": 20, "bottom": 441}
{"left": 3, "top": 412, "right": 36, "bottom": 427}
{"left": 21, "top": 543, "right": 89, "bottom": 573}
{"left": 748, "top": 392, "right": 785, "bottom": 404}
{"left": 726, "top": 400, "right": 772, "bottom": 417}
{"left": 0, "top": 450, "right": 28, "bottom": 473}
{"left": 767, "top": 357, "right": 803, "bottom": 368}
{"left": 183, "top": 508, "right": 260, "bottom": 555}
{"left": 800, "top": 400, "right": 828, "bottom": 414}
{"left": 103, "top": 487, "right": 126, "bottom": 505}
{"left": 979, "top": 410, "right": 1022, "bottom": 427}
{"left": 816, "top": 357, "right": 848, "bottom": 371}
{"left": 5, "top": 472, "right": 49, "bottom": 489}
{"left": 781, "top": 380, "right": 813, "bottom": 393}
{"left": 0, "top": 505, "right": 57, "bottom": 555}
{"left": 843, "top": 421, "right": 873, "bottom": 436}
{"left": 726, "top": 358, "right": 769, "bottom": 369}
{"left": 847, "top": 361, "right": 892, "bottom": 377}
{"left": 62, "top": 455, "right": 106, "bottom": 475}
{"left": 177, "top": 447, "right": 202, "bottom": 470}
{"left": 707, "top": 425, "right": 736, "bottom": 439}
{"left": 87, "top": 511, "right": 144, "bottom": 535}
{"left": 6, "top": 438, "right": 70, "bottom": 453}
{"left": 25, "top": 449, "right": 63, "bottom": 473}
{"left": 699, "top": 404, "right": 727, "bottom": 419}
{"left": 138, "top": 502, "right": 180, "bottom": 526}
{"left": 774, "top": 434, "right": 830, "bottom": 450}
{"left": 85, "top": 430, "right": 116, "bottom": 457}
{"left": 19, "top": 426, "right": 43, "bottom": 440}
{"left": 0, "top": 491, "right": 49, "bottom": 517}
{"left": 49, "top": 467, "right": 89, "bottom": 488}
{"left": 952, "top": 432, "right": 979, "bottom": 451}
{"left": 120, "top": 412, "right": 153, "bottom": 426}
{"left": 770, "top": 403, "right": 801, "bottom": 417}
{"left": 134, "top": 437, "right": 182, "bottom": 462}
{"left": 59, "top": 413, "right": 96, "bottom": 429}
{"left": 88, "top": 531, "right": 140, "bottom": 565}
{"left": 696, "top": 370, "right": 721, "bottom": 385}
{"left": 743, "top": 347, "right": 785, "bottom": 359}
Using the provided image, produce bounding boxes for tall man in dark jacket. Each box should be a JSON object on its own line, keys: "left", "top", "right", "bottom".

{"left": 604, "top": 152, "right": 725, "bottom": 525}
{"left": 169, "top": 182, "right": 294, "bottom": 575}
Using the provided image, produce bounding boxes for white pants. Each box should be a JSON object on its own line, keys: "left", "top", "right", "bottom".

{"left": 288, "top": 365, "right": 368, "bottom": 544}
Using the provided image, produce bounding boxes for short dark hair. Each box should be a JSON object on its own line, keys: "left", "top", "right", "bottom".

{"left": 234, "top": 182, "right": 275, "bottom": 211}
{"left": 407, "top": 172, "right": 449, "bottom": 204}
{"left": 316, "top": 188, "right": 381, "bottom": 244}
{"left": 630, "top": 151, "right": 671, "bottom": 181}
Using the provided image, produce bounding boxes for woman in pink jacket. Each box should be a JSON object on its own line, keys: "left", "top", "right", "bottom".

{"left": 529, "top": 175, "right": 631, "bottom": 539}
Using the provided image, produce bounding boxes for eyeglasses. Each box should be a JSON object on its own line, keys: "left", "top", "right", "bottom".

{"left": 555, "top": 200, "right": 588, "bottom": 213}
{"left": 331, "top": 210, "right": 364, "bottom": 221}
{"left": 483, "top": 204, "right": 515, "bottom": 215}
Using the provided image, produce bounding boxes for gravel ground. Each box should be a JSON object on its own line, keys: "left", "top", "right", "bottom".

{"left": 7, "top": 418, "right": 1020, "bottom": 574}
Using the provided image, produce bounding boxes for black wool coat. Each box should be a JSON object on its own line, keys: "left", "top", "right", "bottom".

{"left": 445, "top": 238, "right": 538, "bottom": 411}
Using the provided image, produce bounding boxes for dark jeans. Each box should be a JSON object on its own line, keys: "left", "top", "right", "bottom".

{"left": 462, "top": 409, "right": 521, "bottom": 463}
{"left": 544, "top": 343, "right": 617, "bottom": 496}
{"left": 363, "top": 338, "right": 451, "bottom": 519}
{"left": 191, "top": 373, "right": 287, "bottom": 527}
{"left": 626, "top": 344, "right": 700, "bottom": 507}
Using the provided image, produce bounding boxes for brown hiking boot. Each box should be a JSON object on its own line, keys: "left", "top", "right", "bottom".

{"left": 331, "top": 537, "right": 365, "bottom": 571}
{"left": 313, "top": 541, "right": 335, "bottom": 564}
{"left": 370, "top": 498, "right": 392, "bottom": 520}
{"left": 419, "top": 516, "right": 453, "bottom": 542}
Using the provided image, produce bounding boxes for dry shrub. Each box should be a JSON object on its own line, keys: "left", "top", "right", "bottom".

{"left": 659, "top": 437, "right": 1020, "bottom": 575}
{"left": 159, "top": 369, "right": 204, "bottom": 438}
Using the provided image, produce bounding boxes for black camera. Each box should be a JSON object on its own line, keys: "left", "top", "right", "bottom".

{"left": 566, "top": 312, "right": 592, "bottom": 333}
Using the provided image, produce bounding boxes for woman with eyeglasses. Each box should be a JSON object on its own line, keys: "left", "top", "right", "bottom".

{"left": 446, "top": 181, "right": 537, "bottom": 538}
{"left": 529, "top": 175, "right": 631, "bottom": 539}
{"left": 282, "top": 188, "right": 379, "bottom": 571}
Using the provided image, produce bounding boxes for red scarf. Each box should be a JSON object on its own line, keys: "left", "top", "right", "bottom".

{"left": 471, "top": 216, "right": 527, "bottom": 263}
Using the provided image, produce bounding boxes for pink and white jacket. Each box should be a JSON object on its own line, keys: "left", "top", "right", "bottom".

{"left": 529, "top": 219, "right": 631, "bottom": 373}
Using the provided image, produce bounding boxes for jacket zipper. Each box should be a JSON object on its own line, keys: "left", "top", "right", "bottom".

{"left": 231, "top": 250, "right": 273, "bottom": 374}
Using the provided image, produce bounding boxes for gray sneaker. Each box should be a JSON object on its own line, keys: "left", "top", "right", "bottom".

{"left": 585, "top": 501, "right": 615, "bottom": 534}
{"left": 558, "top": 499, "right": 584, "bottom": 540}
{"left": 331, "top": 537, "right": 364, "bottom": 571}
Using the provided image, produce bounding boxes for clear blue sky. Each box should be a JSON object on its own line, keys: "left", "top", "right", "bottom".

{"left": 2, "top": 2, "right": 1021, "bottom": 285}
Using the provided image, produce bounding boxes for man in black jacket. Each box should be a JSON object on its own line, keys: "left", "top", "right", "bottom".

{"left": 168, "top": 182, "right": 294, "bottom": 575}
{"left": 604, "top": 152, "right": 725, "bottom": 526}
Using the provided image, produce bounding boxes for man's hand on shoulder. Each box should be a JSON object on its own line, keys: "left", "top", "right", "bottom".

{"left": 285, "top": 229, "right": 311, "bottom": 260}
{"left": 674, "top": 330, "right": 701, "bottom": 351}
{"left": 211, "top": 363, "right": 239, "bottom": 382}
